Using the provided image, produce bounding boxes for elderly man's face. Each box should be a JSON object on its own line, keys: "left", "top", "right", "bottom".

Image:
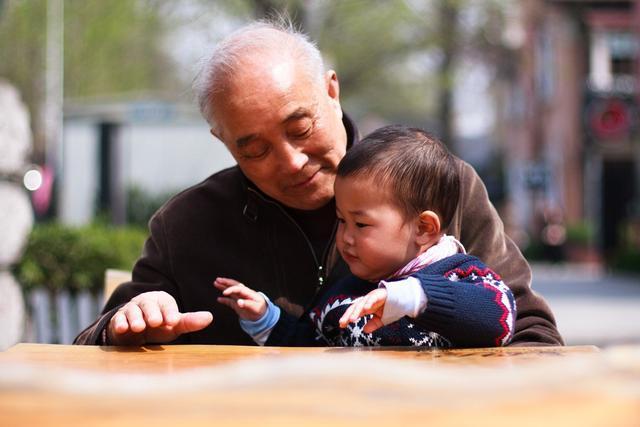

{"left": 212, "top": 56, "right": 347, "bottom": 210}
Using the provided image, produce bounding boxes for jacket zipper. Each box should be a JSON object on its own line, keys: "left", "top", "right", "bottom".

{"left": 247, "top": 188, "right": 332, "bottom": 292}
{"left": 316, "top": 221, "right": 338, "bottom": 294}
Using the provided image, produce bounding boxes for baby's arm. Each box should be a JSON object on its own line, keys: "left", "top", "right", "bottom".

{"left": 214, "top": 278, "right": 326, "bottom": 346}
{"left": 214, "top": 277, "right": 281, "bottom": 345}
{"left": 338, "top": 260, "right": 517, "bottom": 347}
{"left": 411, "top": 263, "right": 517, "bottom": 347}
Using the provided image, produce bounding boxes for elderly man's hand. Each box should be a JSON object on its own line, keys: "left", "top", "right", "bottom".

{"left": 107, "top": 291, "right": 213, "bottom": 346}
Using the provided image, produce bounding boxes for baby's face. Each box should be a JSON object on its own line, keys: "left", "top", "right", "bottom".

{"left": 334, "top": 176, "right": 421, "bottom": 281}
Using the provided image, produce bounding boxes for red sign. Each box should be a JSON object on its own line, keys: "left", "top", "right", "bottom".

{"left": 588, "top": 98, "right": 634, "bottom": 140}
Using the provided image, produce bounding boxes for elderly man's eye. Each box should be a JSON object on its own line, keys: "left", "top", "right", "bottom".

{"left": 288, "top": 118, "right": 314, "bottom": 139}
{"left": 240, "top": 146, "right": 269, "bottom": 160}
{"left": 292, "top": 126, "right": 312, "bottom": 138}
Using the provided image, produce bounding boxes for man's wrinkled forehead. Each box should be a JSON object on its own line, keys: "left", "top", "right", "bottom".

{"left": 214, "top": 61, "right": 321, "bottom": 142}
{"left": 226, "top": 50, "right": 299, "bottom": 91}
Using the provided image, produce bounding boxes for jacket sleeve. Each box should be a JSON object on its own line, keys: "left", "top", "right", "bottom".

{"left": 451, "top": 160, "right": 563, "bottom": 346}
{"left": 411, "top": 260, "right": 516, "bottom": 348}
{"left": 264, "top": 310, "right": 324, "bottom": 347}
{"left": 73, "top": 213, "right": 181, "bottom": 345}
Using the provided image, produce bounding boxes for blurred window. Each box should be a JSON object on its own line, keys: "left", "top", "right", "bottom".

{"left": 608, "top": 31, "right": 636, "bottom": 77}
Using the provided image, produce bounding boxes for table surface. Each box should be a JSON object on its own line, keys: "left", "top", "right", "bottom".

{"left": 1, "top": 343, "right": 638, "bottom": 426}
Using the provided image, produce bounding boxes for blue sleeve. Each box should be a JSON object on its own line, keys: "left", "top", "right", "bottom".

{"left": 238, "top": 293, "right": 281, "bottom": 345}
{"left": 411, "top": 259, "right": 517, "bottom": 347}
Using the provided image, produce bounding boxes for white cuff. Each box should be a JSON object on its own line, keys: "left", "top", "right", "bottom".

{"left": 378, "top": 277, "right": 427, "bottom": 325}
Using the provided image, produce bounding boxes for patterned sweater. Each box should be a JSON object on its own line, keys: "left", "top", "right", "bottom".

{"left": 265, "top": 253, "right": 516, "bottom": 348}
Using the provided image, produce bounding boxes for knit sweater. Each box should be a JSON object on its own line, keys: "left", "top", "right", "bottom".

{"left": 266, "top": 253, "right": 516, "bottom": 348}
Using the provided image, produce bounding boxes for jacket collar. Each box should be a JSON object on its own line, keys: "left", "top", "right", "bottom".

{"left": 343, "top": 112, "right": 360, "bottom": 150}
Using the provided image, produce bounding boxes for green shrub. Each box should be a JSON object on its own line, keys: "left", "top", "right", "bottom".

{"left": 522, "top": 238, "right": 546, "bottom": 261}
{"left": 611, "top": 247, "right": 640, "bottom": 273}
{"left": 13, "top": 222, "right": 147, "bottom": 293}
{"left": 611, "top": 218, "right": 640, "bottom": 273}
{"left": 566, "top": 221, "right": 595, "bottom": 246}
{"left": 127, "top": 185, "right": 176, "bottom": 228}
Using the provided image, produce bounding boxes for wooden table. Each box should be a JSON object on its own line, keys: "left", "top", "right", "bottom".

{"left": 1, "top": 343, "right": 638, "bottom": 426}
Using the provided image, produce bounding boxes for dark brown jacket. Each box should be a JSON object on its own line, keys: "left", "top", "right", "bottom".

{"left": 75, "top": 119, "right": 563, "bottom": 346}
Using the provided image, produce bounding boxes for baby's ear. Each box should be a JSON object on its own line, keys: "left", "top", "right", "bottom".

{"left": 416, "top": 211, "right": 441, "bottom": 246}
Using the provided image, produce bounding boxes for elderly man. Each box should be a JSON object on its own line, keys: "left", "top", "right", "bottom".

{"left": 75, "top": 21, "right": 563, "bottom": 346}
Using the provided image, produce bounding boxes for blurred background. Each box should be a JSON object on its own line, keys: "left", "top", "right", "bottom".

{"left": 0, "top": 0, "right": 638, "bottom": 348}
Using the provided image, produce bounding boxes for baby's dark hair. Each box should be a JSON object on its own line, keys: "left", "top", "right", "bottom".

{"left": 337, "top": 125, "right": 459, "bottom": 230}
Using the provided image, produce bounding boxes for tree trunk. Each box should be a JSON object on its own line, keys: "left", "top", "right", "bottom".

{"left": 436, "top": 0, "right": 458, "bottom": 149}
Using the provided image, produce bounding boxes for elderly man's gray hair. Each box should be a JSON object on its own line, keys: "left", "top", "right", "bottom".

{"left": 193, "top": 20, "right": 325, "bottom": 131}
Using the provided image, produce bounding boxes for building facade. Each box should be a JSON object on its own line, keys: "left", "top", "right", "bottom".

{"left": 59, "top": 99, "right": 235, "bottom": 225}
{"left": 499, "top": 0, "right": 639, "bottom": 261}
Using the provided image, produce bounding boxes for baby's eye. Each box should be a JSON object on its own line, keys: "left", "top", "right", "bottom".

{"left": 355, "top": 222, "right": 369, "bottom": 228}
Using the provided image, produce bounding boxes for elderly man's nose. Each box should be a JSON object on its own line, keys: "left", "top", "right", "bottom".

{"left": 278, "top": 142, "right": 308, "bottom": 172}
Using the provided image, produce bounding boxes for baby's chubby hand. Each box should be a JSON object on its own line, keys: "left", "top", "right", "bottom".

{"left": 214, "top": 277, "right": 267, "bottom": 321}
{"left": 339, "top": 288, "right": 388, "bottom": 333}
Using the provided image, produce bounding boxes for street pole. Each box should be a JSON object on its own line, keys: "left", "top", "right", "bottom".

{"left": 43, "top": 0, "right": 63, "bottom": 216}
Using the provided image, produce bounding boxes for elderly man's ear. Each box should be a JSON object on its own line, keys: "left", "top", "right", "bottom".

{"left": 324, "top": 70, "right": 342, "bottom": 116}
{"left": 415, "top": 210, "right": 441, "bottom": 247}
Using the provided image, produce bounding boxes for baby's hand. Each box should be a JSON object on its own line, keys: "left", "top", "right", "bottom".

{"left": 339, "top": 288, "right": 388, "bottom": 333}
{"left": 214, "top": 277, "right": 267, "bottom": 321}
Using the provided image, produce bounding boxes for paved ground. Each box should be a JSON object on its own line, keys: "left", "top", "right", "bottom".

{"left": 530, "top": 263, "right": 640, "bottom": 347}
